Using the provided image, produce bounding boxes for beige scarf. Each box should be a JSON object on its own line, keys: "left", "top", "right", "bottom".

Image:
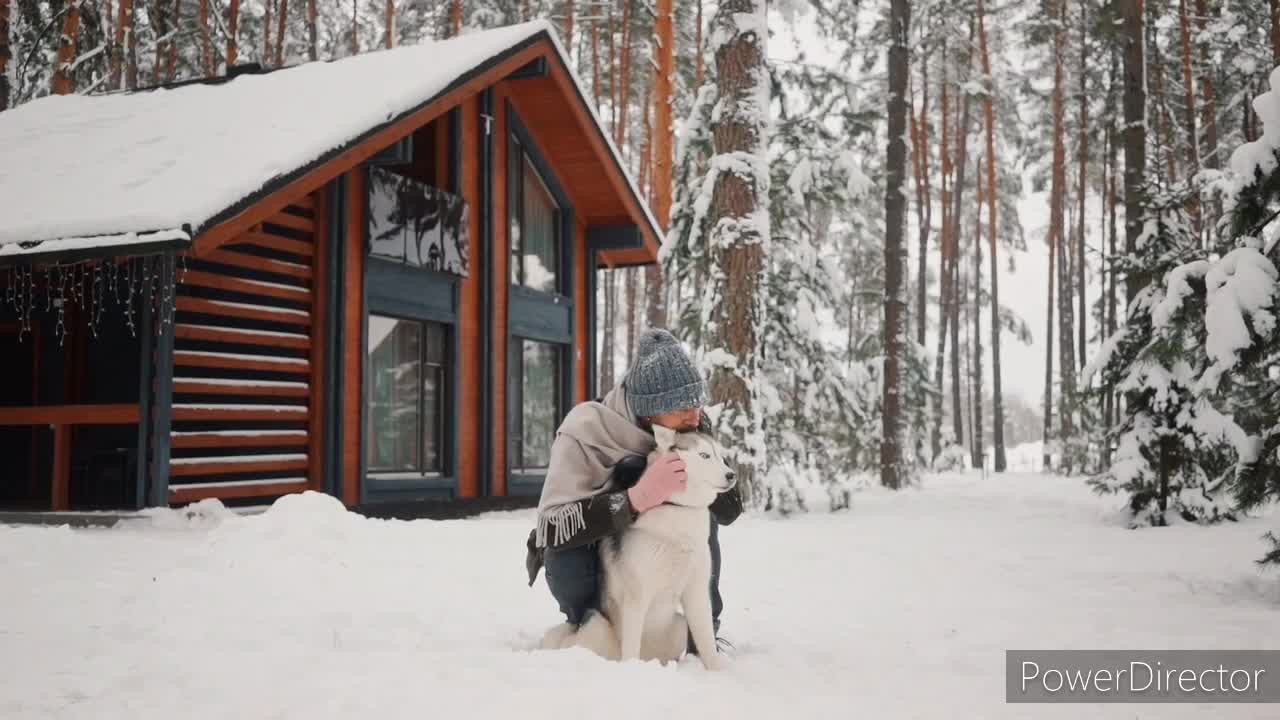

{"left": 534, "top": 383, "right": 656, "bottom": 548}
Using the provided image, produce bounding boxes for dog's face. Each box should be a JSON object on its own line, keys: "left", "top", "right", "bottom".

{"left": 652, "top": 425, "right": 737, "bottom": 508}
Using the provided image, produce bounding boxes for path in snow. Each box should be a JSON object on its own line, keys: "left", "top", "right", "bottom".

{"left": 1, "top": 472, "right": 1277, "bottom": 719}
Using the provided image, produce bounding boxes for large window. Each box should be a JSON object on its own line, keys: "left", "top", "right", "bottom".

{"left": 508, "top": 338, "right": 562, "bottom": 473}
{"left": 509, "top": 141, "right": 561, "bottom": 294}
{"left": 367, "top": 315, "right": 448, "bottom": 474}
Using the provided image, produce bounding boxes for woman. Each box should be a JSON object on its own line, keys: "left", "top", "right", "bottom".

{"left": 526, "top": 328, "right": 742, "bottom": 648}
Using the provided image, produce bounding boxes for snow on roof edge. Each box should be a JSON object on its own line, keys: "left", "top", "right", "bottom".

{"left": 0, "top": 228, "right": 191, "bottom": 262}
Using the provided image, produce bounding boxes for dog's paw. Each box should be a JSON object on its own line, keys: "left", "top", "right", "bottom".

{"left": 699, "top": 651, "right": 728, "bottom": 672}
{"left": 539, "top": 623, "right": 577, "bottom": 650}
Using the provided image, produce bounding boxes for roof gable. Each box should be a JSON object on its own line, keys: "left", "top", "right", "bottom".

{"left": 0, "top": 21, "right": 657, "bottom": 260}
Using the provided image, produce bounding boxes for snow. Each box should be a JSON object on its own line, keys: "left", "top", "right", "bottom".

{"left": 3, "top": 473, "right": 1277, "bottom": 719}
{"left": 1200, "top": 245, "right": 1279, "bottom": 389}
{"left": 176, "top": 350, "right": 308, "bottom": 366}
{"left": 170, "top": 453, "right": 307, "bottom": 465}
{"left": 174, "top": 378, "right": 309, "bottom": 388}
{"left": 1229, "top": 66, "right": 1280, "bottom": 183}
{"left": 0, "top": 228, "right": 190, "bottom": 258}
{"left": 0, "top": 20, "right": 659, "bottom": 254}
{"left": 181, "top": 323, "right": 309, "bottom": 339}
{"left": 195, "top": 299, "right": 310, "bottom": 317}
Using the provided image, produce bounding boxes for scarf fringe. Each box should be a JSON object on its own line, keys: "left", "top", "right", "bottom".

{"left": 536, "top": 502, "right": 586, "bottom": 548}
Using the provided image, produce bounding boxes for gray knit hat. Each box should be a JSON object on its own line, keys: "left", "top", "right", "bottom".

{"left": 624, "top": 329, "right": 706, "bottom": 418}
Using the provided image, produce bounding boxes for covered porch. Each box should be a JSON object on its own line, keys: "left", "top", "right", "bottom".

{"left": 0, "top": 254, "right": 178, "bottom": 511}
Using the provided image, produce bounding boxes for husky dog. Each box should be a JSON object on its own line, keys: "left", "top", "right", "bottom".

{"left": 539, "top": 425, "right": 737, "bottom": 670}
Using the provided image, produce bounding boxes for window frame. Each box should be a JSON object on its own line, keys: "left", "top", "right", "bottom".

{"left": 508, "top": 134, "right": 568, "bottom": 299}
{"left": 507, "top": 337, "right": 564, "bottom": 475}
{"left": 503, "top": 102, "right": 577, "bottom": 494}
{"left": 364, "top": 312, "right": 451, "bottom": 478}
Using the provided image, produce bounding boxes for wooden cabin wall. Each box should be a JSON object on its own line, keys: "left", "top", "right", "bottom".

{"left": 457, "top": 97, "right": 483, "bottom": 499}
{"left": 491, "top": 81, "right": 510, "bottom": 498}
{"left": 341, "top": 169, "right": 365, "bottom": 507}
{"left": 169, "top": 195, "right": 324, "bottom": 506}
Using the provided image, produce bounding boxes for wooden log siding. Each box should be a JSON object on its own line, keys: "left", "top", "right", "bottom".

{"left": 169, "top": 200, "right": 321, "bottom": 505}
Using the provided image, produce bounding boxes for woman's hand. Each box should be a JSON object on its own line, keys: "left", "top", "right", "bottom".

{"left": 626, "top": 453, "right": 687, "bottom": 513}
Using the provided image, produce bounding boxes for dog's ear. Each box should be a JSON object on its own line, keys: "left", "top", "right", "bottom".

{"left": 652, "top": 424, "right": 678, "bottom": 452}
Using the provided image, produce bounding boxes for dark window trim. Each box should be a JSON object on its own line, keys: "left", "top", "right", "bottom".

{"left": 361, "top": 192, "right": 463, "bottom": 503}
{"left": 364, "top": 311, "right": 451, "bottom": 477}
{"left": 507, "top": 336, "right": 566, "bottom": 476}
{"left": 506, "top": 100, "right": 573, "bottom": 301}
{"left": 504, "top": 101, "right": 577, "bottom": 491}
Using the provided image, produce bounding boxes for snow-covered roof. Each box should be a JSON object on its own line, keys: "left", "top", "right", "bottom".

{"left": 0, "top": 20, "right": 658, "bottom": 259}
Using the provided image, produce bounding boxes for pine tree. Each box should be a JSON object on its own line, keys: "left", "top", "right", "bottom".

{"left": 883, "top": 0, "right": 911, "bottom": 489}
{"left": 682, "top": 0, "right": 769, "bottom": 506}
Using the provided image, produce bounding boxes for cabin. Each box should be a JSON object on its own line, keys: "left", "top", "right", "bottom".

{"left": 0, "top": 21, "right": 660, "bottom": 515}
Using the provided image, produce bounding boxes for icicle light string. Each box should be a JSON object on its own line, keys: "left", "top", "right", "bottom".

{"left": 55, "top": 264, "right": 67, "bottom": 345}
{"left": 0, "top": 255, "right": 178, "bottom": 342}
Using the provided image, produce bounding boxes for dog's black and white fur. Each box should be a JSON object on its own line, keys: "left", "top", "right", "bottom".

{"left": 539, "top": 425, "right": 737, "bottom": 670}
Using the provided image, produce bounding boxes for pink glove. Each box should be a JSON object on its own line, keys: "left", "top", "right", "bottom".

{"left": 627, "top": 453, "right": 687, "bottom": 513}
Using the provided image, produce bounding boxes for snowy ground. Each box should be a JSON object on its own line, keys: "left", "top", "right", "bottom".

{"left": 2, "top": 472, "right": 1278, "bottom": 719}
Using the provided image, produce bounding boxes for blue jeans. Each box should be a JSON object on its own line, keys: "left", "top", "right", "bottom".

{"left": 543, "top": 514, "right": 723, "bottom": 629}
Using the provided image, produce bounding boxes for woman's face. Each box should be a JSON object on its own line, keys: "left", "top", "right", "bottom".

{"left": 648, "top": 407, "right": 701, "bottom": 431}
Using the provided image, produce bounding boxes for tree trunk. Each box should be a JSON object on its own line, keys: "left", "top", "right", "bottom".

{"left": 226, "top": 0, "right": 239, "bottom": 69}
{"left": 978, "top": 0, "right": 1005, "bottom": 472}
{"left": 972, "top": 157, "right": 984, "bottom": 470}
{"left": 350, "top": 0, "right": 358, "bottom": 55}
{"left": 1051, "top": 0, "right": 1075, "bottom": 474}
{"left": 1271, "top": 0, "right": 1280, "bottom": 64}
{"left": 648, "top": 0, "right": 673, "bottom": 329}
{"left": 308, "top": 0, "right": 316, "bottom": 61}
{"left": 601, "top": 270, "right": 616, "bottom": 393}
{"left": 694, "top": 0, "right": 704, "bottom": 88}
{"left": 451, "top": 0, "right": 462, "bottom": 36}
{"left": 932, "top": 39, "right": 951, "bottom": 460}
{"left": 615, "top": 0, "right": 633, "bottom": 151}
{"left": 51, "top": 0, "right": 80, "bottom": 95}
{"left": 591, "top": 17, "right": 600, "bottom": 107}
{"left": 625, "top": 268, "right": 638, "bottom": 365}
{"left": 1076, "top": 0, "right": 1088, "bottom": 370}
{"left": 1177, "top": 0, "right": 1200, "bottom": 238}
{"left": 1104, "top": 98, "right": 1119, "bottom": 467}
{"left": 1, "top": 0, "right": 11, "bottom": 111}
{"left": 883, "top": 0, "right": 911, "bottom": 489}
{"left": 564, "top": 0, "right": 573, "bottom": 52}
{"left": 263, "top": 0, "right": 272, "bottom": 66}
{"left": 1123, "top": 0, "right": 1146, "bottom": 304}
{"left": 1195, "top": 0, "right": 1219, "bottom": 238}
{"left": 1149, "top": 18, "right": 1178, "bottom": 182}
{"left": 949, "top": 32, "right": 973, "bottom": 451}
{"left": 384, "top": 0, "right": 394, "bottom": 49}
{"left": 199, "top": 0, "right": 212, "bottom": 75}
{"left": 1043, "top": 223, "right": 1055, "bottom": 474}
{"left": 169, "top": 0, "right": 181, "bottom": 80}
{"left": 277, "top": 0, "right": 290, "bottom": 66}
{"left": 706, "top": 0, "right": 768, "bottom": 504}
{"left": 912, "top": 52, "right": 931, "bottom": 348}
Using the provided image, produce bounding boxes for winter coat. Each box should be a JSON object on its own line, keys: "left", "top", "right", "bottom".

{"left": 524, "top": 399, "right": 743, "bottom": 586}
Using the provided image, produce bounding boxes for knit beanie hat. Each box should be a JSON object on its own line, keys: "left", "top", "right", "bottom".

{"left": 624, "top": 328, "right": 706, "bottom": 418}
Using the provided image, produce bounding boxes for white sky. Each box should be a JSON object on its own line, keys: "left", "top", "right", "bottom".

{"left": 768, "top": 8, "right": 1102, "bottom": 411}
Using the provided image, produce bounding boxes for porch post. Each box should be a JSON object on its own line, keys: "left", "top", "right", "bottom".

{"left": 148, "top": 254, "right": 175, "bottom": 508}
{"left": 133, "top": 269, "right": 154, "bottom": 509}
